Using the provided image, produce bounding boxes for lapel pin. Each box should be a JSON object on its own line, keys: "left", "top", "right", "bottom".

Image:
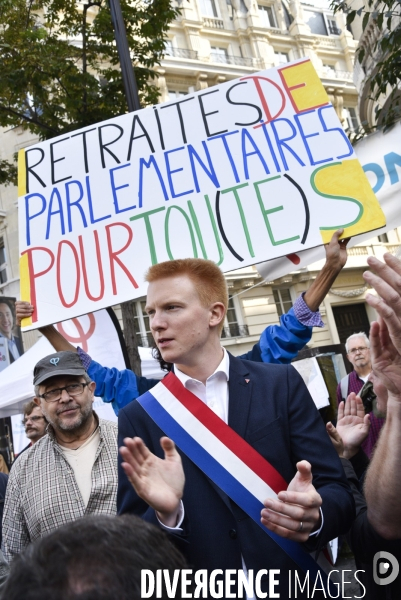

{"left": 245, "top": 379, "right": 250, "bottom": 384}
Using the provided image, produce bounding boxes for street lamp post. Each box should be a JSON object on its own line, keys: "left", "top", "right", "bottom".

{"left": 108, "top": 0, "right": 141, "bottom": 112}
{"left": 108, "top": 0, "right": 143, "bottom": 375}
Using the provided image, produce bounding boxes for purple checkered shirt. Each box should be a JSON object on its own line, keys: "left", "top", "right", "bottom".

{"left": 78, "top": 346, "right": 91, "bottom": 370}
{"left": 293, "top": 293, "right": 324, "bottom": 328}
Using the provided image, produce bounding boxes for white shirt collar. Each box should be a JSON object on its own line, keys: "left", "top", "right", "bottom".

{"left": 174, "top": 347, "right": 229, "bottom": 387}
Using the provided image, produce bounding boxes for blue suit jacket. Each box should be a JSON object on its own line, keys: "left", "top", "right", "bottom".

{"left": 118, "top": 355, "right": 354, "bottom": 598}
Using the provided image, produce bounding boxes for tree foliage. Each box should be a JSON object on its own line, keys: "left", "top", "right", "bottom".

{"left": 0, "top": 0, "right": 178, "bottom": 184}
{"left": 331, "top": 0, "right": 401, "bottom": 129}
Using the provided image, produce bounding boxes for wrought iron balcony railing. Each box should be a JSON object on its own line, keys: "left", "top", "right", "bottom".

{"left": 221, "top": 324, "right": 249, "bottom": 339}
{"left": 210, "top": 53, "right": 261, "bottom": 68}
{"left": 164, "top": 47, "right": 198, "bottom": 60}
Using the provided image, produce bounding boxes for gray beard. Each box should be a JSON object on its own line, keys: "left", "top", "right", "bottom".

{"left": 49, "top": 402, "right": 93, "bottom": 433}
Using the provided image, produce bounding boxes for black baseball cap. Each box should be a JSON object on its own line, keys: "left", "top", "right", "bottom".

{"left": 33, "top": 351, "right": 87, "bottom": 386}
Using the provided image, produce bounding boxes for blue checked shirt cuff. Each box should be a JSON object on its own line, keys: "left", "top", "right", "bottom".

{"left": 293, "top": 293, "right": 324, "bottom": 328}
{"left": 77, "top": 347, "right": 92, "bottom": 370}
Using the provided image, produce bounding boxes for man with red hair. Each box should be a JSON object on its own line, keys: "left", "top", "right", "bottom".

{"left": 117, "top": 255, "right": 354, "bottom": 598}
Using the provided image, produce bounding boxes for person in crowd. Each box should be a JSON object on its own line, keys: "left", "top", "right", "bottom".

{"left": 0, "top": 471, "right": 8, "bottom": 546}
{"left": 0, "top": 453, "right": 8, "bottom": 475}
{"left": 118, "top": 256, "right": 355, "bottom": 598}
{"left": 16, "top": 230, "right": 349, "bottom": 414}
{"left": 17, "top": 402, "right": 48, "bottom": 457}
{"left": 336, "top": 332, "right": 384, "bottom": 458}
{"left": 2, "top": 351, "right": 117, "bottom": 562}
{"left": 326, "top": 251, "right": 401, "bottom": 600}
{"left": 0, "top": 299, "right": 23, "bottom": 364}
{"left": 1, "top": 515, "right": 187, "bottom": 600}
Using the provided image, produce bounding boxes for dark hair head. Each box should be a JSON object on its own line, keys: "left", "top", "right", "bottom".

{"left": 3, "top": 515, "right": 187, "bottom": 600}
{"left": 152, "top": 345, "right": 173, "bottom": 372}
{"left": 0, "top": 298, "right": 14, "bottom": 314}
{"left": 23, "top": 400, "right": 39, "bottom": 417}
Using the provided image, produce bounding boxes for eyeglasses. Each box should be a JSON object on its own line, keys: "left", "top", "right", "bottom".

{"left": 23, "top": 415, "right": 45, "bottom": 425}
{"left": 348, "top": 346, "right": 369, "bottom": 355}
{"left": 39, "top": 383, "right": 88, "bottom": 403}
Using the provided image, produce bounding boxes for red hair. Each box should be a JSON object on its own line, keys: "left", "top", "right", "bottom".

{"left": 146, "top": 259, "right": 228, "bottom": 330}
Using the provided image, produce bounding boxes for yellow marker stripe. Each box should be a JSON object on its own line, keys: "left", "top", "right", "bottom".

{"left": 19, "top": 253, "right": 32, "bottom": 328}
{"left": 18, "top": 149, "right": 26, "bottom": 197}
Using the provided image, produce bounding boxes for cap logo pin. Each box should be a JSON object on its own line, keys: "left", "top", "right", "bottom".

{"left": 50, "top": 358, "right": 60, "bottom": 366}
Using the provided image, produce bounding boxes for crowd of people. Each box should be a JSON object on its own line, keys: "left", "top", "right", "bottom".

{"left": 0, "top": 230, "right": 399, "bottom": 599}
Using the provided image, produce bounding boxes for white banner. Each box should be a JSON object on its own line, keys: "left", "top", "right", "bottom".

{"left": 257, "top": 122, "right": 401, "bottom": 280}
{"left": 18, "top": 58, "right": 384, "bottom": 331}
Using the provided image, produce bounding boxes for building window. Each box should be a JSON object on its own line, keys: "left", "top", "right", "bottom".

{"left": 282, "top": 1, "right": 293, "bottom": 28}
{"left": 274, "top": 51, "right": 289, "bottom": 65}
{"left": 344, "top": 107, "right": 359, "bottom": 132}
{"left": 304, "top": 10, "right": 328, "bottom": 36}
{"left": 0, "top": 238, "right": 7, "bottom": 285}
{"left": 258, "top": 5, "right": 277, "bottom": 28}
{"left": 200, "top": 0, "right": 218, "bottom": 17}
{"left": 304, "top": 10, "right": 341, "bottom": 36}
{"left": 378, "top": 233, "right": 389, "bottom": 243}
{"left": 327, "top": 18, "right": 341, "bottom": 35}
{"left": 210, "top": 46, "right": 229, "bottom": 63}
{"left": 273, "top": 288, "right": 293, "bottom": 317}
{"left": 323, "top": 63, "right": 336, "bottom": 76}
{"left": 166, "top": 90, "right": 188, "bottom": 100}
{"left": 164, "top": 40, "right": 173, "bottom": 55}
{"left": 132, "top": 300, "right": 153, "bottom": 348}
{"left": 221, "top": 295, "right": 249, "bottom": 338}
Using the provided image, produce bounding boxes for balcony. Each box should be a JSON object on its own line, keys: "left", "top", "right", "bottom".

{"left": 164, "top": 47, "right": 198, "bottom": 60}
{"left": 321, "top": 69, "right": 353, "bottom": 81}
{"left": 210, "top": 53, "right": 262, "bottom": 68}
{"left": 221, "top": 324, "right": 249, "bottom": 339}
{"left": 203, "top": 17, "right": 224, "bottom": 29}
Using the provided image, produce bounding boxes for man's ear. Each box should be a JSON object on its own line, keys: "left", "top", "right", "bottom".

{"left": 209, "top": 302, "right": 226, "bottom": 329}
{"left": 88, "top": 381, "right": 96, "bottom": 396}
{"left": 33, "top": 397, "right": 41, "bottom": 407}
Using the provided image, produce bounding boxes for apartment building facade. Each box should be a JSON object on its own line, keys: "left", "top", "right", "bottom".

{"left": 0, "top": 0, "right": 397, "bottom": 357}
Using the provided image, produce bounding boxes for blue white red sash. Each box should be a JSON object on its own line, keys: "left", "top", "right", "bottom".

{"left": 137, "top": 371, "right": 333, "bottom": 590}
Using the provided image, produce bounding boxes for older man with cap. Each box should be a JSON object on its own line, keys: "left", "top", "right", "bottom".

{"left": 2, "top": 351, "right": 117, "bottom": 562}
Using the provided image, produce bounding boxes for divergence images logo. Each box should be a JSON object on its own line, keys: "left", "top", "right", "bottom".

{"left": 373, "top": 551, "right": 399, "bottom": 586}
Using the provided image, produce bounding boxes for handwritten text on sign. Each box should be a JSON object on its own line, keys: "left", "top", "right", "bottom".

{"left": 18, "top": 59, "right": 385, "bottom": 330}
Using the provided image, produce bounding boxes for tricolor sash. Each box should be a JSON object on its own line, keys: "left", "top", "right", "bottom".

{"left": 137, "top": 371, "right": 333, "bottom": 591}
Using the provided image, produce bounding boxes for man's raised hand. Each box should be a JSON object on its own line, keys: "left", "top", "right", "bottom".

{"left": 327, "top": 393, "right": 370, "bottom": 459}
{"left": 120, "top": 436, "right": 185, "bottom": 527}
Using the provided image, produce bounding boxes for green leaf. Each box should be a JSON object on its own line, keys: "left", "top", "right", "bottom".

{"left": 346, "top": 10, "right": 357, "bottom": 25}
{"left": 362, "top": 11, "right": 370, "bottom": 30}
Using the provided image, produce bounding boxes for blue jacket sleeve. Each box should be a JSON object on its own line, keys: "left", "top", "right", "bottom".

{"left": 87, "top": 359, "right": 160, "bottom": 415}
{"left": 239, "top": 307, "right": 312, "bottom": 364}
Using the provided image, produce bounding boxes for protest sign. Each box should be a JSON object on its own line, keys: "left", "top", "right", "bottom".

{"left": 18, "top": 58, "right": 385, "bottom": 331}
{"left": 257, "top": 121, "right": 401, "bottom": 281}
